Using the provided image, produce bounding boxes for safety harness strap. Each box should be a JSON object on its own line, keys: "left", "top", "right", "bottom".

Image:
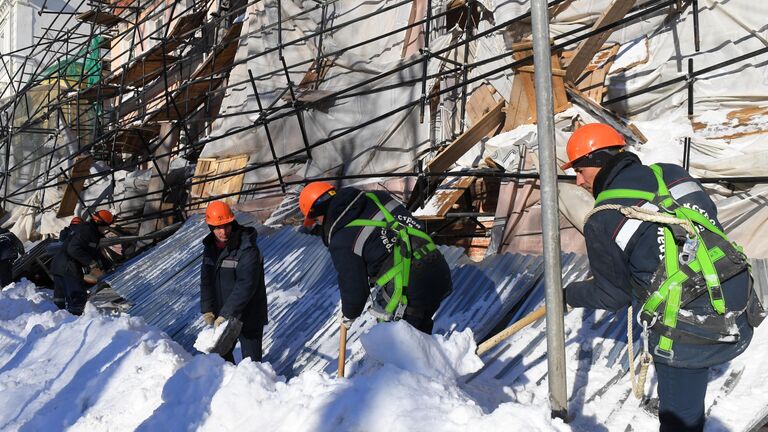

{"left": 595, "top": 164, "right": 748, "bottom": 358}
{"left": 344, "top": 192, "right": 437, "bottom": 319}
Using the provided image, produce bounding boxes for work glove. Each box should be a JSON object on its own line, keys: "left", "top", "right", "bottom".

{"left": 339, "top": 314, "right": 355, "bottom": 329}
{"left": 202, "top": 312, "right": 215, "bottom": 326}
{"left": 214, "top": 316, "right": 227, "bottom": 328}
{"left": 83, "top": 262, "right": 105, "bottom": 284}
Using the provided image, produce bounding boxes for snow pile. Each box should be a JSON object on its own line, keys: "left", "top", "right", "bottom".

{"left": 0, "top": 282, "right": 570, "bottom": 431}
{"left": 193, "top": 319, "right": 235, "bottom": 354}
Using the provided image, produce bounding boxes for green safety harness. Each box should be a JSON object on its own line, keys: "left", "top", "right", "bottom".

{"left": 344, "top": 192, "right": 438, "bottom": 320}
{"left": 591, "top": 164, "right": 750, "bottom": 359}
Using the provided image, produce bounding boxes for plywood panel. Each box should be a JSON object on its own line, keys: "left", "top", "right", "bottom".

{"left": 190, "top": 155, "right": 249, "bottom": 208}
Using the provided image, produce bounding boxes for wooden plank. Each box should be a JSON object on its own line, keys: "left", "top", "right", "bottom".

{"left": 414, "top": 175, "right": 477, "bottom": 220}
{"left": 401, "top": 0, "right": 427, "bottom": 58}
{"left": 518, "top": 66, "right": 566, "bottom": 77}
{"left": 512, "top": 49, "right": 537, "bottom": 121}
{"left": 466, "top": 84, "right": 498, "bottom": 125}
{"left": 577, "top": 44, "right": 619, "bottom": 103}
{"left": 565, "top": 0, "right": 636, "bottom": 83}
{"left": 428, "top": 100, "right": 505, "bottom": 173}
{"left": 77, "top": 10, "right": 123, "bottom": 27}
{"left": 192, "top": 21, "right": 243, "bottom": 80}
{"left": 551, "top": 53, "right": 571, "bottom": 113}
{"left": 57, "top": 156, "right": 93, "bottom": 218}
{"left": 502, "top": 71, "right": 533, "bottom": 132}
{"left": 565, "top": 83, "right": 647, "bottom": 145}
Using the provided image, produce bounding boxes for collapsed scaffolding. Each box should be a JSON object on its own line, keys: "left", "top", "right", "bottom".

{"left": 1, "top": 0, "right": 768, "bottom": 262}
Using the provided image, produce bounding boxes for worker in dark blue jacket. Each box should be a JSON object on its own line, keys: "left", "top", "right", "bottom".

{"left": 299, "top": 182, "right": 452, "bottom": 334}
{"left": 200, "top": 201, "right": 267, "bottom": 363}
{"left": 50, "top": 211, "right": 113, "bottom": 315}
{"left": 52, "top": 216, "right": 84, "bottom": 309}
{"left": 562, "top": 124, "right": 761, "bottom": 432}
{"left": 0, "top": 226, "right": 24, "bottom": 287}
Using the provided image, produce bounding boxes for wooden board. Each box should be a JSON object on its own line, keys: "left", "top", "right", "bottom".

{"left": 466, "top": 84, "right": 499, "bottom": 126}
{"left": 145, "top": 78, "right": 223, "bottom": 123}
{"left": 566, "top": 83, "right": 647, "bottom": 145}
{"left": 192, "top": 21, "right": 243, "bottom": 80}
{"left": 428, "top": 99, "right": 505, "bottom": 173}
{"left": 190, "top": 155, "right": 249, "bottom": 208}
{"left": 565, "top": 0, "right": 637, "bottom": 83}
{"left": 577, "top": 44, "right": 620, "bottom": 103}
{"left": 77, "top": 10, "right": 123, "bottom": 27}
{"left": 57, "top": 156, "right": 93, "bottom": 218}
{"left": 502, "top": 69, "right": 534, "bottom": 132}
{"left": 414, "top": 175, "right": 477, "bottom": 220}
{"left": 503, "top": 45, "right": 570, "bottom": 131}
{"left": 401, "top": 0, "right": 427, "bottom": 58}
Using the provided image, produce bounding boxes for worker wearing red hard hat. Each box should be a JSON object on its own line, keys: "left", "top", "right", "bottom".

{"left": 299, "top": 181, "right": 452, "bottom": 334}
{"left": 561, "top": 123, "right": 760, "bottom": 431}
{"left": 50, "top": 209, "right": 115, "bottom": 315}
{"left": 199, "top": 201, "right": 267, "bottom": 363}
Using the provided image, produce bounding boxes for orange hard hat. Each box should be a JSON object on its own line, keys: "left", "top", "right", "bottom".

{"left": 205, "top": 201, "right": 235, "bottom": 227}
{"left": 92, "top": 209, "right": 114, "bottom": 226}
{"left": 561, "top": 123, "right": 626, "bottom": 170}
{"left": 299, "top": 182, "right": 336, "bottom": 227}
{"left": 71, "top": 216, "right": 83, "bottom": 225}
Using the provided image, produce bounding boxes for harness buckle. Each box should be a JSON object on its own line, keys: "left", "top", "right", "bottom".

{"left": 654, "top": 345, "right": 675, "bottom": 360}
{"left": 679, "top": 234, "right": 699, "bottom": 265}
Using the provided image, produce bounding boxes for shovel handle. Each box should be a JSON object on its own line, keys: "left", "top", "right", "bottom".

{"left": 476, "top": 305, "right": 547, "bottom": 356}
{"left": 338, "top": 323, "right": 348, "bottom": 377}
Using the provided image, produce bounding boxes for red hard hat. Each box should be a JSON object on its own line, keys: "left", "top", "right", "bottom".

{"left": 299, "top": 182, "right": 336, "bottom": 227}
{"left": 205, "top": 201, "right": 235, "bottom": 227}
{"left": 562, "top": 123, "right": 626, "bottom": 170}
{"left": 92, "top": 210, "right": 114, "bottom": 225}
{"left": 71, "top": 216, "right": 83, "bottom": 225}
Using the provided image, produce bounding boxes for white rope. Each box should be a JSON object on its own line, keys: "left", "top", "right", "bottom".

{"left": 627, "top": 305, "right": 653, "bottom": 399}
{"left": 585, "top": 204, "right": 697, "bottom": 237}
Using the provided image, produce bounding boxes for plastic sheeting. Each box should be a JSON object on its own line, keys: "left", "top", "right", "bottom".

{"left": 201, "top": 0, "right": 439, "bottom": 186}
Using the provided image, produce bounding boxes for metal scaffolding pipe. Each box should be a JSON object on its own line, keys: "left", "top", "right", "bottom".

{"left": 530, "top": 0, "right": 567, "bottom": 420}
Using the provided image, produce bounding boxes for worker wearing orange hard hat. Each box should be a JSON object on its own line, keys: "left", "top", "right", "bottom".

{"left": 561, "top": 123, "right": 760, "bottom": 432}
{"left": 199, "top": 200, "right": 267, "bottom": 363}
{"left": 299, "top": 181, "right": 452, "bottom": 334}
{"left": 50, "top": 209, "right": 114, "bottom": 315}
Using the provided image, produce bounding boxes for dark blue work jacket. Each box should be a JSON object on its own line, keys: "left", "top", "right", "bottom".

{"left": 50, "top": 222, "right": 102, "bottom": 279}
{"left": 321, "top": 187, "right": 451, "bottom": 320}
{"left": 565, "top": 152, "right": 753, "bottom": 368}
{"left": 200, "top": 223, "right": 267, "bottom": 333}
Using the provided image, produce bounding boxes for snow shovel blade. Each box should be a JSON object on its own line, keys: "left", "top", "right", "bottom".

{"left": 210, "top": 318, "right": 243, "bottom": 356}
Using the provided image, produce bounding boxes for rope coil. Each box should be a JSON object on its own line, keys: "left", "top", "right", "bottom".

{"left": 584, "top": 204, "right": 697, "bottom": 238}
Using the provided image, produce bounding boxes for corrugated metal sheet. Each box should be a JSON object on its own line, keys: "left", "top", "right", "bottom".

{"left": 105, "top": 216, "right": 579, "bottom": 377}
{"left": 106, "top": 215, "right": 768, "bottom": 384}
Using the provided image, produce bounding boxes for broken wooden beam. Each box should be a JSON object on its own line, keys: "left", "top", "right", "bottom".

{"left": 57, "top": 155, "right": 93, "bottom": 218}
{"left": 565, "top": 0, "right": 637, "bottom": 83}
{"left": 428, "top": 99, "right": 505, "bottom": 173}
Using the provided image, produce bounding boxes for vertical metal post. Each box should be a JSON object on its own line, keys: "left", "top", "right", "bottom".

{"left": 530, "top": 0, "right": 567, "bottom": 420}
{"left": 277, "top": 0, "right": 312, "bottom": 160}
{"left": 248, "top": 69, "right": 286, "bottom": 194}
{"left": 459, "top": 0, "right": 473, "bottom": 134}
{"left": 419, "top": 0, "right": 432, "bottom": 123}
{"left": 692, "top": 0, "right": 700, "bottom": 52}
{"left": 684, "top": 57, "right": 694, "bottom": 172}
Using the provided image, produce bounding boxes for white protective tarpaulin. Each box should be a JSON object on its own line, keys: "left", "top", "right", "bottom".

{"left": 201, "top": 0, "right": 443, "bottom": 186}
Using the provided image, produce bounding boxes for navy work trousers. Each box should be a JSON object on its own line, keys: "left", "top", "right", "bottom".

{"left": 655, "top": 362, "right": 709, "bottom": 432}
{"left": 53, "top": 275, "right": 87, "bottom": 315}
{"left": 222, "top": 325, "right": 264, "bottom": 364}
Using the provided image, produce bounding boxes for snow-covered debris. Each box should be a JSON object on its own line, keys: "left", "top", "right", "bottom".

{"left": 0, "top": 282, "right": 573, "bottom": 432}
